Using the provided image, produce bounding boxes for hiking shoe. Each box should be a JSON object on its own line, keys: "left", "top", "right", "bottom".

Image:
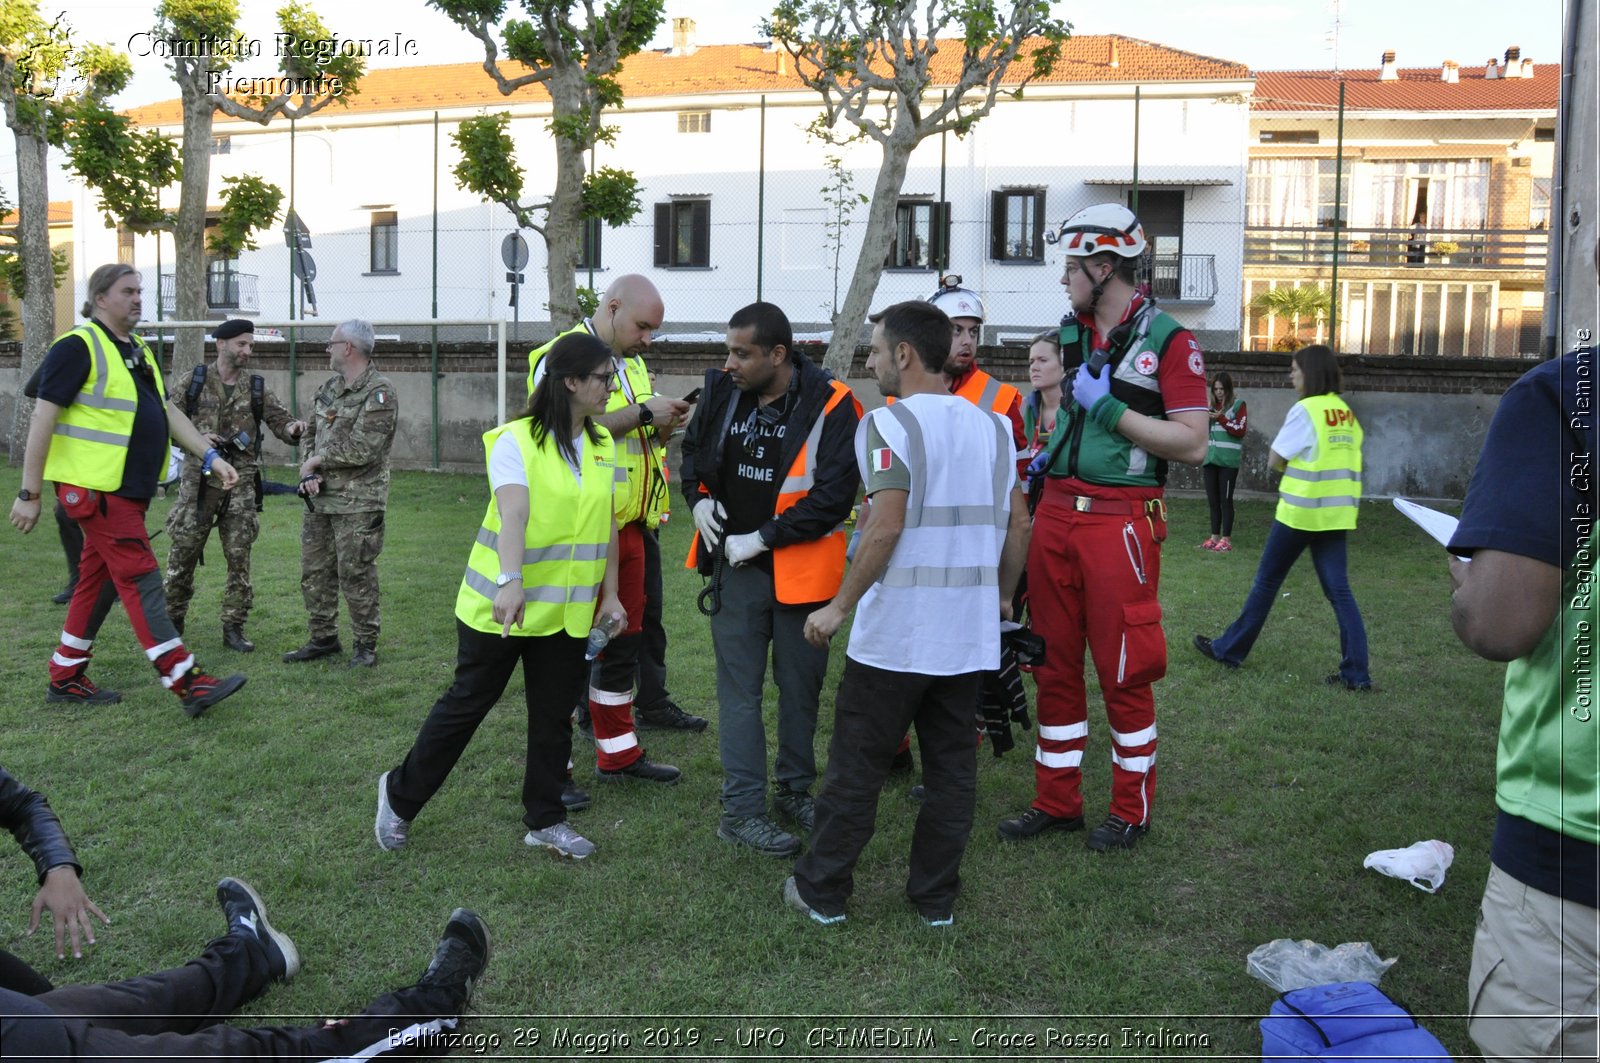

{"left": 374, "top": 771, "right": 410, "bottom": 851}
{"left": 222, "top": 624, "right": 255, "bottom": 653}
{"left": 1324, "top": 673, "right": 1373, "bottom": 691}
{"left": 348, "top": 643, "right": 377, "bottom": 668}
{"left": 525, "top": 821, "right": 596, "bottom": 859}
{"left": 921, "top": 912, "right": 954, "bottom": 928}
{"left": 596, "top": 756, "right": 680, "bottom": 785}
{"left": 420, "top": 908, "right": 491, "bottom": 1005}
{"left": 282, "top": 635, "right": 341, "bottom": 663}
{"left": 46, "top": 675, "right": 122, "bottom": 705}
{"left": 561, "top": 777, "right": 591, "bottom": 812}
{"left": 782, "top": 875, "right": 844, "bottom": 926}
{"left": 998, "top": 806, "right": 1085, "bottom": 841}
{"left": 1086, "top": 814, "right": 1149, "bottom": 852}
{"left": 772, "top": 786, "right": 815, "bottom": 832}
{"left": 888, "top": 747, "right": 915, "bottom": 777}
{"left": 719, "top": 813, "right": 801, "bottom": 857}
{"left": 179, "top": 671, "right": 246, "bottom": 718}
{"left": 216, "top": 877, "right": 300, "bottom": 981}
{"left": 635, "top": 699, "right": 708, "bottom": 732}
{"left": 1192, "top": 634, "right": 1239, "bottom": 669}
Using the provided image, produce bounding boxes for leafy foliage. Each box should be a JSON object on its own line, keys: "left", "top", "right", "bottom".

{"left": 208, "top": 175, "right": 285, "bottom": 256}
{"left": 63, "top": 95, "right": 181, "bottom": 233}
{"left": 581, "top": 166, "right": 640, "bottom": 226}
{"left": 450, "top": 113, "right": 533, "bottom": 226}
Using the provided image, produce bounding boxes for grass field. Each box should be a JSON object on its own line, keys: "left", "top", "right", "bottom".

{"left": 0, "top": 464, "right": 1501, "bottom": 1058}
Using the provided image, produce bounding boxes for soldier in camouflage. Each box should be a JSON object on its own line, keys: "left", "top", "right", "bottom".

{"left": 163, "top": 319, "right": 307, "bottom": 653}
{"left": 284, "top": 319, "right": 398, "bottom": 669}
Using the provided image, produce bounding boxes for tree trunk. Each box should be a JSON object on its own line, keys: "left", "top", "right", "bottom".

{"left": 171, "top": 80, "right": 217, "bottom": 372}
{"left": 542, "top": 64, "right": 588, "bottom": 329}
{"left": 4, "top": 97, "right": 56, "bottom": 462}
{"left": 822, "top": 132, "right": 916, "bottom": 375}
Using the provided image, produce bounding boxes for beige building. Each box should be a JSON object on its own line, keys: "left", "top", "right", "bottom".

{"left": 1, "top": 200, "right": 77, "bottom": 341}
{"left": 1245, "top": 47, "right": 1557, "bottom": 357}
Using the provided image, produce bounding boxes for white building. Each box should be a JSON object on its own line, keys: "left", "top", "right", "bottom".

{"left": 84, "top": 29, "right": 1255, "bottom": 348}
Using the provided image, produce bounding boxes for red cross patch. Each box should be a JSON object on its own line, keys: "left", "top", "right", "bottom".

{"left": 1188, "top": 351, "right": 1205, "bottom": 376}
{"left": 1133, "top": 351, "right": 1159, "bottom": 376}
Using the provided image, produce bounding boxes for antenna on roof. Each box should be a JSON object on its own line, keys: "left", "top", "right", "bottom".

{"left": 1326, "top": 0, "right": 1345, "bottom": 74}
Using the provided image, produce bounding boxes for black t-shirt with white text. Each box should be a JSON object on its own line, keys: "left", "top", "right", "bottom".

{"left": 719, "top": 390, "right": 798, "bottom": 571}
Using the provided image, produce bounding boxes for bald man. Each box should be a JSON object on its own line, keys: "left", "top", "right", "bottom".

{"left": 527, "top": 276, "right": 694, "bottom": 796}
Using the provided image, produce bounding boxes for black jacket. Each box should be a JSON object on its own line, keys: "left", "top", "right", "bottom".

{"left": 679, "top": 353, "right": 860, "bottom": 573}
{"left": 1, "top": 767, "right": 81, "bottom": 885}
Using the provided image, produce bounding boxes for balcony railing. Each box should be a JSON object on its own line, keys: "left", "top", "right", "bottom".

{"left": 1245, "top": 226, "right": 1548, "bottom": 271}
{"left": 158, "top": 271, "right": 261, "bottom": 316}
{"left": 1148, "top": 253, "right": 1218, "bottom": 303}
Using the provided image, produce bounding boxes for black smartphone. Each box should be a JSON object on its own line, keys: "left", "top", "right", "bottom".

{"left": 682, "top": 387, "right": 702, "bottom": 404}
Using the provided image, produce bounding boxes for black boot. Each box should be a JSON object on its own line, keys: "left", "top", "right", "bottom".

{"left": 283, "top": 635, "right": 342, "bottom": 662}
{"left": 222, "top": 624, "right": 255, "bottom": 653}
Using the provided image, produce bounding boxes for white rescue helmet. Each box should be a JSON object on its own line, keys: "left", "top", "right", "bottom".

{"left": 1047, "top": 203, "right": 1148, "bottom": 259}
{"left": 927, "top": 273, "right": 985, "bottom": 322}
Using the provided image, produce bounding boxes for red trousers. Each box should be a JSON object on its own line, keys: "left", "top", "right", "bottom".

{"left": 589, "top": 521, "right": 647, "bottom": 771}
{"left": 51, "top": 485, "right": 192, "bottom": 692}
{"left": 1026, "top": 481, "right": 1166, "bottom": 826}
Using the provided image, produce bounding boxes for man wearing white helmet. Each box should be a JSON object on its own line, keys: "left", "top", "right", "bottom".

{"left": 997, "top": 203, "right": 1208, "bottom": 851}
{"left": 927, "top": 276, "right": 1027, "bottom": 468}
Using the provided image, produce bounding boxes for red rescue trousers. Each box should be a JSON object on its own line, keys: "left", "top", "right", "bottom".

{"left": 1026, "top": 478, "right": 1166, "bottom": 826}
{"left": 588, "top": 521, "right": 647, "bottom": 771}
{"left": 51, "top": 485, "right": 194, "bottom": 693}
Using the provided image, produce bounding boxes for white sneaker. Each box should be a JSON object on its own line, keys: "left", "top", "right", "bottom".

{"left": 525, "top": 821, "right": 596, "bottom": 859}
{"left": 374, "top": 771, "right": 410, "bottom": 851}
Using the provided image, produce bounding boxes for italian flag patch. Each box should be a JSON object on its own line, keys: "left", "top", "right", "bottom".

{"left": 871, "top": 447, "right": 894, "bottom": 473}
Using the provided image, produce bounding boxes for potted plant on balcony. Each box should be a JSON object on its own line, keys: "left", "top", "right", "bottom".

{"left": 1348, "top": 238, "right": 1371, "bottom": 264}
{"left": 1252, "top": 285, "right": 1332, "bottom": 350}
{"left": 1430, "top": 240, "right": 1460, "bottom": 264}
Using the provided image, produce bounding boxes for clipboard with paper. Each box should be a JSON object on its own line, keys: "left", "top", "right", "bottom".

{"left": 1393, "top": 497, "right": 1469, "bottom": 562}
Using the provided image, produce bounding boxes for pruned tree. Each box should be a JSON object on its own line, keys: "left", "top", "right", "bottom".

{"left": 88, "top": 0, "right": 366, "bottom": 369}
{"left": 768, "top": 1, "right": 1069, "bottom": 371}
{"left": 1, "top": 2, "right": 131, "bottom": 457}
{"left": 431, "top": 1, "right": 663, "bottom": 326}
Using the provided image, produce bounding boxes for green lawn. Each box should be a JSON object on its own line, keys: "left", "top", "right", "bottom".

{"left": 0, "top": 465, "right": 1501, "bottom": 1057}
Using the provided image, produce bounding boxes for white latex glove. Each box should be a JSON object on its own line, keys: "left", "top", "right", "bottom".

{"left": 693, "top": 498, "right": 726, "bottom": 548}
{"left": 724, "top": 531, "right": 769, "bottom": 567}
{"left": 1071, "top": 363, "right": 1112, "bottom": 413}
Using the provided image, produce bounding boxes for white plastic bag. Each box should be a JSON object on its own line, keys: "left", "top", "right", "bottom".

{"left": 1246, "top": 938, "right": 1397, "bottom": 992}
{"left": 1363, "top": 839, "right": 1454, "bottom": 893}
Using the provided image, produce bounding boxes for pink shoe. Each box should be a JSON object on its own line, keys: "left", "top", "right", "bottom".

{"left": 1215, "top": 540, "right": 1233, "bottom": 552}
{"left": 1200, "top": 538, "right": 1218, "bottom": 550}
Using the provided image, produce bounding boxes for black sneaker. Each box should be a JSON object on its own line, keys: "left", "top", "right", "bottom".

{"left": 561, "top": 777, "right": 591, "bottom": 811}
{"left": 1086, "top": 814, "right": 1149, "bottom": 851}
{"left": 1324, "top": 673, "right": 1373, "bottom": 692}
{"left": 216, "top": 877, "right": 300, "bottom": 981}
{"left": 51, "top": 583, "right": 76, "bottom": 605}
{"left": 574, "top": 701, "right": 594, "bottom": 741}
{"left": 997, "top": 806, "right": 1085, "bottom": 841}
{"left": 719, "top": 813, "right": 800, "bottom": 857}
{"left": 179, "top": 671, "right": 246, "bottom": 718}
{"left": 46, "top": 675, "right": 123, "bottom": 705}
{"left": 419, "top": 908, "right": 492, "bottom": 1005}
{"left": 1192, "top": 634, "right": 1239, "bottom": 669}
{"left": 282, "top": 636, "right": 341, "bottom": 663}
{"left": 635, "top": 699, "right": 708, "bottom": 732}
{"left": 596, "top": 756, "right": 681, "bottom": 785}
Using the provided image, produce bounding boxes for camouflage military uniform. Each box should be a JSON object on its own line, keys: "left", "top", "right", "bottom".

{"left": 163, "top": 365, "right": 299, "bottom": 628}
{"left": 299, "top": 363, "right": 398, "bottom": 647}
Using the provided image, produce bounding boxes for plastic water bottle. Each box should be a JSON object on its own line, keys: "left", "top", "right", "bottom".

{"left": 584, "top": 611, "right": 624, "bottom": 660}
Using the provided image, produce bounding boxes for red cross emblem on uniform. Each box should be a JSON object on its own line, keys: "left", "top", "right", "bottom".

{"left": 1133, "top": 351, "right": 1159, "bottom": 376}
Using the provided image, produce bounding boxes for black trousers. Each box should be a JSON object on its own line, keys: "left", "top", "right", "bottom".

{"left": 1, "top": 933, "right": 464, "bottom": 1060}
{"left": 635, "top": 526, "right": 672, "bottom": 712}
{"left": 388, "top": 619, "right": 587, "bottom": 832}
{"left": 56, "top": 501, "right": 84, "bottom": 585}
{"left": 794, "top": 659, "right": 980, "bottom": 919}
{"left": 1203, "top": 463, "right": 1239, "bottom": 537}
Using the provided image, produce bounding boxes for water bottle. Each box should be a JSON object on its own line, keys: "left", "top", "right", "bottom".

{"left": 584, "top": 611, "right": 624, "bottom": 660}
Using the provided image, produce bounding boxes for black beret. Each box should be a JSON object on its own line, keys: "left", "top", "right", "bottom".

{"left": 213, "top": 318, "right": 254, "bottom": 340}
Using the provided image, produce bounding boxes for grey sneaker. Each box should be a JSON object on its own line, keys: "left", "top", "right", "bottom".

{"left": 374, "top": 771, "right": 410, "bottom": 851}
{"left": 772, "top": 786, "right": 815, "bottom": 832}
{"left": 782, "top": 874, "right": 844, "bottom": 925}
{"left": 719, "top": 813, "right": 800, "bottom": 857}
{"left": 525, "top": 821, "right": 596, "bottom": 859}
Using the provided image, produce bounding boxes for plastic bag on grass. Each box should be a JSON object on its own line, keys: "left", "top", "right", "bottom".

{"left": 1247, "top": 939, "right": 1397, "bottom": 993}
{"left": 1362, "top": 839, "right": 1454, "bottom": 893}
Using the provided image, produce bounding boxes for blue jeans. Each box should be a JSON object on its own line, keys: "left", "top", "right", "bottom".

{"left": 1209, "top": 521, "right": 1370, "bottom": 685}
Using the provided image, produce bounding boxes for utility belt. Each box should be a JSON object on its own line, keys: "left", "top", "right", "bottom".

{"left": 1041, "top": 479, "right": 1168, "bottom": 542}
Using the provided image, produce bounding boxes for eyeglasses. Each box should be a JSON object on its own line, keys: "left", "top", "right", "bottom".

{"left": 327, "top": 339, "right": 349, "bottom": 351}
{"left": 582, "top": 371, "right": 616, "bottom": 386}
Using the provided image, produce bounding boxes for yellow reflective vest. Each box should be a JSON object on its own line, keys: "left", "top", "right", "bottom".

{"left": 1276, "top": 393, "right": 1362, "bottom": 532}
{"left": 454, "top": 418, "right": 616, "bottom": 637}
{"left": 43, "top": 321, "right": 166, "bottom": 492}
{"left": 528, "top": 324, "right": 668, "bottom": 529}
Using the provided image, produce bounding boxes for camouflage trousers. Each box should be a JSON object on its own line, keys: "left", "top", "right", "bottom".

{"left": 163, "top": 478, "right": 260, "bottom": 627}
{"left": 300, "top": 509, "right": 385, "bottom": 645}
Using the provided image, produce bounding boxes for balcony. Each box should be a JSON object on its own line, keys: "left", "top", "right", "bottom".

{"left": 1148, "top": 253, "right": 1218, "bottom": 303}
{"left": 1244, "top": 226, "right": 1548, "bottom": 272}
{"left": 158, "top": 270, "right": 261, "bottom": 316}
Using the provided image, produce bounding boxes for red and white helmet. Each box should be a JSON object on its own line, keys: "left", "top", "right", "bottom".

{"left": 927, "top": 273, "right": 985, "bottom": 322}
{"left": 1049, "top": 203, "right": 1147, "bottom": 259}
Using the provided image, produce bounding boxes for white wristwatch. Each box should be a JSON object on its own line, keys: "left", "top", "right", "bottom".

{"left": 495, "top": 572, "right": 521, "bottom": 587}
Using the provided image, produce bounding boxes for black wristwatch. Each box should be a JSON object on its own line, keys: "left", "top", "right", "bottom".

{"left": 17, "top": 488, "right": 37, "bottom": 502}
{"left": 636, "top": 403, "right": 654, "bottom": 427}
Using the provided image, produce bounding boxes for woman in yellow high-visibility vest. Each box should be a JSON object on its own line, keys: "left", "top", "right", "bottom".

{"left": 375, "top": 333, "right": 625, "bottom": 860}
{"left": 1193, "top": 345, "right": 1371, "bottom": 690}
